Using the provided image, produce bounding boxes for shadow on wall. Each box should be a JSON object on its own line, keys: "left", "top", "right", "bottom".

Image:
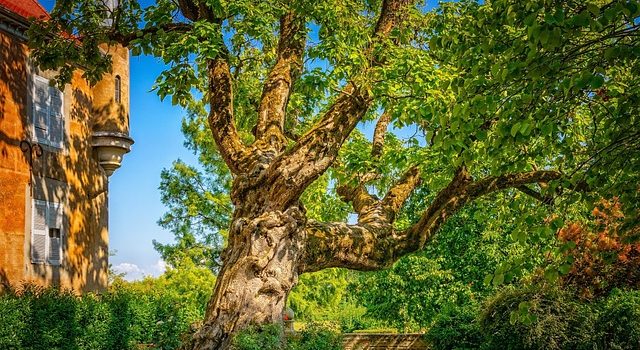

{"left": 1, "top": 30, "right": 122, "bottom": 292}
{"left": 0, "top": 31, "right": 27, "bottom": 165}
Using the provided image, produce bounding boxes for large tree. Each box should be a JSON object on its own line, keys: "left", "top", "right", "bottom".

{"left": 31, "top": 0, "right": 639, "bottom": 348}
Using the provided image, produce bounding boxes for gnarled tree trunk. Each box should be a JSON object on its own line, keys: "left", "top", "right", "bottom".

{"left": 189, "top": 202, "right": 307, "bottom": 350}
{"left": 174, "top": 1, "right": 565, "bottom": 349}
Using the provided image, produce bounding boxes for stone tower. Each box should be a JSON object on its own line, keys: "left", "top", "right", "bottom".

{"left": 91, "top": 0, "right": 133, "bottom": 176}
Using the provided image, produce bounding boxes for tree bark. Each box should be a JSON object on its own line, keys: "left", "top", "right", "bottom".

{"left": 174, "top": 1, "right": 565, "bottom": 349}
{"left": 189, "top": 204, "right": 306, "bottom": 350}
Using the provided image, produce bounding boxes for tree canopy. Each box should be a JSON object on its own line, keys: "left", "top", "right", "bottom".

{"left": 29, "top": 0, "right": 640, "bottom": 347}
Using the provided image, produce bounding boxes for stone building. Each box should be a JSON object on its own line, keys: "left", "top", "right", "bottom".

{"left": 0, "top": 0, "right": 133, "bottom": 292}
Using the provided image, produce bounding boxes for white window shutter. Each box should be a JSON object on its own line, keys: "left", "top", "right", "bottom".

{"left": 33, "top": 77, "right": 50, "bottom": 144}
{"left": 47, "top": 202, "right": 62, "bottom": 265}
{"left": 31, "top": 200, "right": 48, "bottom": 263}
{"left": 49, "top": 88, "right": 64, "bottom": 149}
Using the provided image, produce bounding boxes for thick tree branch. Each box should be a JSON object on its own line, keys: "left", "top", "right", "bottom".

{"left": 402, "top": 169, "right": 563, "bottom": 251}
{"left": 334, "top": 110, "right": 393, "bottom": 204}
{"left": 265, "top": 0, "right": 415, "bottom": 209}
{"left": 372, "top": 111, "right": 392, "bottom": 158}
{"left": 208, "top": 58, "right": 250, "bottom": 174}
{"left": 254, "top": 12, "right": 306, "bottom": 151}
{"left": 336, "top": 184, "right": 378, "bottom": 215}
{"left": 300, "top": 221, "right": 401, "bottom": 272}
{"left": 380, "top": 166, "right": 421, "bottom": 220}
{"left": 299, "top": 169, "right": 562, "bottom": 273}
{"left": 374, "top": 0, "right": 413, "bottom": 38}
{"left": 173, "top": 0, "right": 216, "bottom": 24}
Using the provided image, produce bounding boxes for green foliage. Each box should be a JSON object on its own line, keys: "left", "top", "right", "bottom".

{"left": 155, "top": 159, "right": 231, "bottom": 272}
{"left": 121, "top": 257, "right": 216, "bottom": 324}
{"left": 232, "top": 324, "right": 283, "bottom": 350}
{"left": 232, "top": 323, "right": 343, "bottom": 350}
{"left": 290, "top": 323, "right": 343, "bottom": 350}
{"left": 288, "top": 269, "right": 369, "bottom": 332}
{"left": 0, "top": 295, "right": 28, "bottom": 349}
{"left": 421, "top": 283, "right": 640, "bottom": 349}
{"left": 479, "top": 283, "right": 595, "bottom": 350}
{"left": 424, "top": 303, "right": 483, "bottom": 350}
{"left": 354, "top": 200, "right": 549, "bottom": 331}
{"left": 594, "top": 289, "right": 640, "bottom": 349}
{"left": 0, "top": 283, "right": 193, "bottom": 350}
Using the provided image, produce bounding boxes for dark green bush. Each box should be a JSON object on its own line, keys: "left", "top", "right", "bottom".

{"left": 479, "top": 284, "right": 594, "bottom": 350}
{"left": 0, "top": 283, "right": 192, "bottom": 350}
{"left": 424, "top": 303, "right": 483, "bottom": 350}
{"left": 593, "top": 289, "right": 640, "bottom": 349}
{"left": 0, "top": 292, "right": 29, "bottom": 350}
{"left": 445, "top": 284, "right": 640, "bottom": 350}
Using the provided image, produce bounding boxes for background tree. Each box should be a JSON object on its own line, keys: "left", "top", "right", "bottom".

{"left": 30, "top": 0, "right": 639, "bottom": 348}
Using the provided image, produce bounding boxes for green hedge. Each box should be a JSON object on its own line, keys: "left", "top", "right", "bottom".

{"left": 0, "top": 284, "right": 192, "bottom": 350}
{"left": 232, "top": 323, "right": 343, "bottom": 350}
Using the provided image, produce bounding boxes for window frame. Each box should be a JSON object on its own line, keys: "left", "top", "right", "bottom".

{"left": 31, "top": 74, "right": 65, "bottom": 150}
{"left": 115, "top": 75, "right": 121, "bottom": 104}
{"left": 31, "top": 199, "right": 64, "bottom": 266}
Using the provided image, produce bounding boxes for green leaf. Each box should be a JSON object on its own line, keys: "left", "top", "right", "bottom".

{"left": 509, "top": 311, "right": 519, "bottom": 325}
{"left": 590, "top": 75, "right": 605, "bottom": 89}
{"left": 558, "top": 264, "right": 572, "bottom": 275}
{"left": 492, "top": 273, "right": 505, "bottom": 286}
{"left": 544, "top": 268, "right": 559, "bottom": 282}
{"left": 511, "top": 122, "right": 521, "bottom": 137}
{"left": 484, "top": 274, "right": 494, "bottom": 286}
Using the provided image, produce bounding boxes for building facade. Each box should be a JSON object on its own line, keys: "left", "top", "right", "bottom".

{"left": 0, "top": 0, "right": 133, "bottom": 292}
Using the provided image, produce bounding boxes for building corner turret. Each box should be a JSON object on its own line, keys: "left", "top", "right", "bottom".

{"left": 90, "top": 43, "right": 133, "bottom": 177}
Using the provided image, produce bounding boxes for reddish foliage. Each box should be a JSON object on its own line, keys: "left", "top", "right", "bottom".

{"left": 558, "top": 198, "right": 640, "bottom": 299}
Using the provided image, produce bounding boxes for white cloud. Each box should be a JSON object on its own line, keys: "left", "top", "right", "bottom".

{"left": 151, "top": 259, "right": 167, "bottom": 275}
{"left": 112, "top": 259, "right": 166, "bottom": 281}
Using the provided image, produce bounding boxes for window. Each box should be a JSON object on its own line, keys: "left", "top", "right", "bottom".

{"left": 31, "top": 200, "right": 63, "bottom": 266}
{"left": 32, "top": 75, "right": 64, "bottom": 149}
{"left": 115, "top": 75, "right": 121, "bottom": 103}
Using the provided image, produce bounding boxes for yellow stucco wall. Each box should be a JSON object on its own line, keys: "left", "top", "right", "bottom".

{"left": 0, "top": 28, "right": 130, "bottom": 292}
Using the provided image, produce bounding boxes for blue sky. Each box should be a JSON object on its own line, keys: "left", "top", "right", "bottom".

{"left": 108, "top": 54, "right": 197, "bottom": 279}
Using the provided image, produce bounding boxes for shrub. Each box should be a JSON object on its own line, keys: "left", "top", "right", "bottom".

{"left": 0, "top": 291, "right": 28, "bottom": 350}
{"left": 232, "top": 323, "right": 343, "bottom": 350}
{"left": 558, "top": 199, "right": 640, "bottom": 299}
{"left": 291, "top": 322, "right": 343, "bottom": 350}
{"left": 424, "top": 303, "right": 483, "bottom": 350}
{"left": 232, "top": 324, "right": 284, "bottom": 350}
{"left": 0, "top": 283, "right": 193, "bottom": 350}
{"left": 594, "top": 289, "right": 640, "bottom": 349}
{"left": 479, "top": 284, "right": 594, "bottom": 350}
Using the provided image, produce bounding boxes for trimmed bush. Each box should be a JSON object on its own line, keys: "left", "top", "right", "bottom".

{"left": 0, "top": 293, "right": 29, "bottom": 349}
{"left": 0, "top": 283, "right": 193, "bottom": 350}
